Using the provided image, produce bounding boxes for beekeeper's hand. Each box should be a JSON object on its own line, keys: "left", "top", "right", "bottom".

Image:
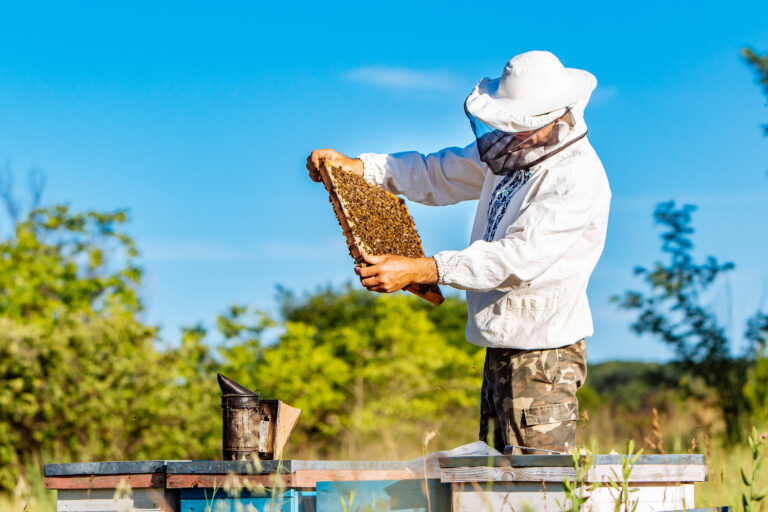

{"left": 355, "top": 252, "right": 438, "bottom": 293}
{"left": 306, "top": 149, "right": 364, "bottom": 182}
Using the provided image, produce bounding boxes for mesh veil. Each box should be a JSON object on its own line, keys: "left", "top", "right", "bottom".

{"left": 467, "top": 107, "right": 586, "bottom": 175}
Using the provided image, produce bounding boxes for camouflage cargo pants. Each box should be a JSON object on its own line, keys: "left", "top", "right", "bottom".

{"left": 479, "top": 339, "right": 587, "bottom": 454}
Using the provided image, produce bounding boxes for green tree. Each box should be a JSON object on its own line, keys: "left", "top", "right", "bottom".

{"left": 613, "top": 47, "right": 768, "bottom": 443}
{"left": 738, "top": 43, "right": 768, "bottom": 434}
{"left": 0, "top": 205, "right": 222, "bottom": 489}
{"left": 613, "top": 201, "right": 754, "bottom": 441}
{"left": 220, "top": 286, "right": 483, "bottom": 459}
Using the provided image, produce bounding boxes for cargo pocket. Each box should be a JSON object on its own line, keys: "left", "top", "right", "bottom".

{"left": 521, "top": 401, "right": 578, "bottom": 453}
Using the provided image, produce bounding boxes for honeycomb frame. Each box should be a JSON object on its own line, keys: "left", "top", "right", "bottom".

{"left": 319, "top": 162, "right": 444, "bottom": 306}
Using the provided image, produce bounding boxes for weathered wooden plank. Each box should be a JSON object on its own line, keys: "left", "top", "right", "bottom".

{"left": 451, "top": 481, "right": 562, "bottom": 512}
{"left": 450, "top": 481, "right": 696, "bottom": 512}
{"left": 165, "top": 473, "right": 295, "bottom": 489}
{"left": 45, "top": 461, "right": 171, "bottom": 477}
{"left": 48, "top": 459, "right": 415, "bottom": 479}
{"left": 441, "top": 464, "right": 708, "bottom": 483}
{"left": 45, "top": 473, "right": 165, "bottom": 489}
{"left": 439, "top": 454, "right": 706, "bottom": 468}
{"left": 585, "top": 483, "right": 696, "bottom": 509}
{"left": 56, "top": 488, "right": 175, "bottom": 512}
{"left": 289, "top": 460, "right": 409, "bottom": 471}
{"left": 294, "top": 469, "right": 414, "bottom": 487}
{"left": 166, "top": 460, "right": 288, "bottom": 475}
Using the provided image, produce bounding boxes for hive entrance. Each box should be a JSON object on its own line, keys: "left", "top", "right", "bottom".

{"left": 319, "top": 163, "right": 444, "bottom": 305}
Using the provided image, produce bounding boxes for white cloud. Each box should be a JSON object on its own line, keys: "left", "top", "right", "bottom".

{"left": 142, "top": 239, "right": 341, "bottom": 263}
{"left": 590, "top": 85, "right": 618, "bottom": 105}
{"left": 142, "top": 240, "right": 254, "bottom": 263}
{"left": 343, "top": 66, "right": 460, "bottom": 91}
{"left": 261, "top": 241, "right": 340, "bottom": 259}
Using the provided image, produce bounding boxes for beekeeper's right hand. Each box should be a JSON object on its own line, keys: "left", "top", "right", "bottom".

{"left": 306, "top": 149, "right": 364, "bottom": 183}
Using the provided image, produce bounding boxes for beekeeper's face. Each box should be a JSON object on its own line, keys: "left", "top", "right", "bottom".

{"left": 512, "top": 128, "right": 537, "bottom": 147}
{"left": 512, "top": 111, "right": 569, "bottom": 149}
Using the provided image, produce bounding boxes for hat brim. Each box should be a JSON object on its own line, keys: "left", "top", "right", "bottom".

{"left": 466, "top": 68, "right": 597, "bottom": 132}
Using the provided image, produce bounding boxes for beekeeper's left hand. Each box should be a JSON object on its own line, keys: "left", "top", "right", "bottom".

{"left": 355, "top": 252, "right": 438, "bottom": 293}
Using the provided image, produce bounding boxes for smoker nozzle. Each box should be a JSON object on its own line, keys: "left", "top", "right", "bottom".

{"left": 217, "top": 373, "right": 258, "bottom": 396}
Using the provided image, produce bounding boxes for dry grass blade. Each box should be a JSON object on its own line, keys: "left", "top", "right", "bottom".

{"left": 644, "top": 407, "right": 666, "bottom": 454}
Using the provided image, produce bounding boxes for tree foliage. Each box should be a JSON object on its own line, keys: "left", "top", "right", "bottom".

{"left": 615, "top": 202, "right": 735, "bottom": 363}
{"left": 0, "top": 203, "right": 483, "bottom": 488}
{"left": 614, "top": 201, "right": 768, "bottom": 441}
{"left": 221, "top": 286, "right": 483, "bottom": 459}
{"left": 742, "top": 47, "right": 768, "bottom": 135}
{"left": 0, "top": 206, "right": 224, "bottom": 489}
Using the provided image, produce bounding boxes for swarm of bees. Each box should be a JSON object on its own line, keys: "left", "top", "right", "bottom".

{"left": 319, "top": 163, "right": 444, "bottom": 305}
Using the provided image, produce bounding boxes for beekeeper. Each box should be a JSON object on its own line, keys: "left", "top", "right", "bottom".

{"left": 306, "top": 51, "right": 611, "bottom": 454}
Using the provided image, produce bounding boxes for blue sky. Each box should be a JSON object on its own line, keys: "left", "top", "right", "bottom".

{"left": 0, "top": 1, "right": 766, "bottom": 361}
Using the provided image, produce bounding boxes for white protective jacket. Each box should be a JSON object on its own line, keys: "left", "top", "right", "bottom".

{"left": 359, "top": 127, "right": 611, "bottom": 350}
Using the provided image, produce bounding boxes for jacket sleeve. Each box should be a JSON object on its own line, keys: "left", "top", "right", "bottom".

{"left": 432, "top": 165, "right": 610, "bottom": 292}
{"left": 358, "top": 143, "right": 487, "bottom": 206}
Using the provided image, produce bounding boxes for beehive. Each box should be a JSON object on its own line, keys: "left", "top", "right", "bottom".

{"left": 319, "top": 162, "right": 444, "bottom": 305}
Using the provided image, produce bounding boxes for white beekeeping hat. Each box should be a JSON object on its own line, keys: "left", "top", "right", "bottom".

{"left": 465, "top": 51, "right": 597, "bottom": 132}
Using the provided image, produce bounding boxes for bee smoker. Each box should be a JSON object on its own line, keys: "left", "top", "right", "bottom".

{"left": 218, "top": 374, "right": 302, "bottom": 461}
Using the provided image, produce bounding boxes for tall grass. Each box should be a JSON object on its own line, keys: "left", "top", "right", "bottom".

{"left": 0, "top": 463, "right": 56, "bottom": 512}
